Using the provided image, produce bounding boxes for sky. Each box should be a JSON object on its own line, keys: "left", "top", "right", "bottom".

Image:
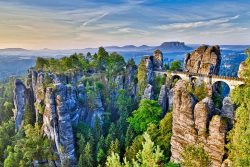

{"left": 0, "top": 0, "right": 250, "bottom": 49}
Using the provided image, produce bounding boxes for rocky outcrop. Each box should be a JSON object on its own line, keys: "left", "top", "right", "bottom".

{"left": 89, "top": 91, "right": 104, "bottom": 127}
{"left": 205, "top": 115, "right": 227, "bottom": 167}
{"left": 158, "top": 85, "right": 168, "bottom": 116}
{"left": 13, "top": 79, "right": 26, "bottom": 131}
{"left": 142, "top": 84, "right": 154, "bottom": 100}
{"left": 171, "top": 80, "right": 197, "bottom": 162}
{"left": 171, "top": 80, "right": 229, "bottom": 167}
{"left": 168, "top": 88, "right": 174, "bottom": 110}
{"left": 12, "top": 58, "right": 140, "bottom": 166}
{"left": 143, "top": 50, "right": 164, "bottom": 85}
{"left": 125, "top": 63, "right": 137, "bottom": 98}
{"left": 184, "top": 45, "right": 221, "bottom": 75}
{"left": 221, "top": 97, "right": 235, "bottom": 129}
{"left": 144, "top": 56, "right": 154, "bottom": 84}
{"left": 153, "top": 49, "right": 163, "bottom": 70}
{"left": 43, "top": 84, "right": 77, "bottom": 166}
{"left": 237, "top": 61, "right": 247, "bottom": 78}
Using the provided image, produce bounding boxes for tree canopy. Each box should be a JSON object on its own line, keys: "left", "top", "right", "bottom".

{"left": 128, "top": 99, "right": 162, "bottom": 134}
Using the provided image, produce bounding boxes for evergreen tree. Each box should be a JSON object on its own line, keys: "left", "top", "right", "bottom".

{"left": 227, "top": 49, "right": 250, "bottom": 166}
{"left": 108, "top": 139, "right": 120, "bottom": 156}
{"left": 137, "top": 59, "right": 148, "bottom": 96}
{"left": 94, "top": 116, "right": 102, "bottom": 141}
{"left": 128, "top": 99, "right": 162, "bottom": 134}
{"left": 79, "top": 142, "right": 94, "bottom": 167}
{"left": 125, "top": 126, "right": 135, "bottom": 148}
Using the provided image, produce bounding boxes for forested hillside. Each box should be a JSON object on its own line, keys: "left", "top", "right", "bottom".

{"left": 0, "top": 46, "right": 249, "bottom": 167}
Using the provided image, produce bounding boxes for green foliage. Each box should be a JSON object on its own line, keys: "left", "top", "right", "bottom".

{"left": 78, "top": 142, "right": 94, "bottom": 167}
{"left": 0, "top": 78, "right": 15, "bottom": 123}
{"left": 134, "top": 133, "right": 163, "bottom": 166}
{"left": 106, "top": 152, "right": 123, "bottom": 167}
{"left": 106, "top": 52, "right": 126, "bottom": 78}
{"left": 125, "top": 135, "right": 144, "bottom": 161}
{"left": 163, "top": 63, "right": 170, "bottom": 70}
{"left": 227, "top": 87, "right": 250, "bottom": 166}
{"left": 127, "top": 58, "right": 136, "bottom": 67}
{"left": 153, "top": 75, "right": 166, "bottom": 99}
{"left": 188, "top": 83, "right": 208, "bottom": 101}
{"left": 164, "top": 162, "right": 180, "bottom": 167}
{"left": 0, "top": 120, "right": 15, "bottom": 163}
{"left": 226, "top": 49, "right": 250, "bottom": 166}
{"left": 23, "top": 103, "right": 35, "bottom": 126}
{"left": 35, "top": 53, "right": 89, "bottom": 73}
{"left": 116, "top": 89, "right": 135, "bottom": 135}
{"left": 181, "top": 144, "right": 211, "bottom": 167}
{"left": 128, "top": 99, "right": 162, "bottom": 134}
{"left": 107, "top": 139, "right": 120, "bottom": 156}
{"left": 4, "top": 124, "right": 51, "bottom": 167}
{"left": 106, "top": 132, "right": 164, "bottom": 167}
{"left": 34, "top": 101, "right": 45, "bottom": 114}
{"left": 212, "top": 92, "right": 223, "bottom": 109}
{"left": 85, "top": 82, "right": 98, "bottom": 111}
{"left": 137, "top": 59, "right": 148, "bottom": 96}
{"left": 97, "top": 47, "right": 109, "bottom": 71}
{"left": 146, "top": 112, "right": 173, "bottom": 160}
{"left": 169, "top": 61, "right": 181, "bottom": 71}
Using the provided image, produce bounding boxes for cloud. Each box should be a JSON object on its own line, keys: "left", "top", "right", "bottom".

{"left": 110, "top": 27, "right": 150, "bottom": 35}
{"left": 201, "top": 27, "right": 248, "bottom": 35}
{"left": 157, "top": 15, "right": 240, "bottom": 30}
{"left": 80, "top": 12, "right": 109, "bottom": 27}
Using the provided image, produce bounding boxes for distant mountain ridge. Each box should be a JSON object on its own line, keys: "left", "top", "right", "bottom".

{"left": 0, "top": 48, "right": 29, "bottom": 52}
{"left": 101, "top": 41, "right": 192, "bottom": 52}
{"left": 1, "top": 42, "right": 249, "bottom": 57}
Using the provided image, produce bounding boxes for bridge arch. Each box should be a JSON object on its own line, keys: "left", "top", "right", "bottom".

{"left": 171, "top": 75, "right": 182, "bottom": 87}
{"left": 212, "top": 80, "right": 230, "bottom": 97}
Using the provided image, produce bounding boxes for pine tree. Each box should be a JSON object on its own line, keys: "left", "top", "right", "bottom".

{"left": 125, "top": 126, "right": 135, "bottom": 148}
{"left": 135, "top": 133, "right": 163, "bottom": 167}
{"left": 81, "top": 142, "right": 94, "bottom": 167}
{"left": 108, "top": 139, "right": 120, "bottom": 156}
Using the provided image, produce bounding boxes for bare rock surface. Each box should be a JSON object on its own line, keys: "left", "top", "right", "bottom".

{"left": 184, "top": 45, "right": 221, "bottom": 75}
{"left": 158, "top": 85, "right": 168, "bottom": 116}
{"left": 143, "top": 84, "right": 154, "bottom": 100}
{"left": 13, "top": 79, "right": 26, "bottom": 131}
{"left": 171, "top": 80, "right": 229, "bottom": 167}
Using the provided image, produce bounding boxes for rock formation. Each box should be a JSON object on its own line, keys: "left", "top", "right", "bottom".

{"left": 142, "top": 84, "right": 154, "bottom": 100}
{"left": 237, "top": 61, "right": 247, "bottom": 78}
{"left": 144, "top": 56, "right": 154, "bottom": 84}
{"left": 171, "top": 80, "right": 197, "bottom": 162}
{"left": 43, "top": 84, "right": 77, "bottom": 166}
{"left": 184, "top": 45, "right": 221, "bottom": 75}
{"left": 153, "top": 49, "right": 163, "bottom": 70}
{"left": 125, "top": 62, "right": 138, "bottom": 98}
{"left": 158, "top": 85, "right": 168, "bottom": 116}
{"left": 171, "top": 80, "right": 229, "bottom": 167}
{"left": 13, "top": 79, "right": 26, "bottom": 131}
{"left": 142, "top": 49, "right": 164, "bottom": 84}
{"left": 221, "top": 97, "right": 235, "bottom": 129}
{"left": 13, "top": 58, "right": 139, "bottom": 166}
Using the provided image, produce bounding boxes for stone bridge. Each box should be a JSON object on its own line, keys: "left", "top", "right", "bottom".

{"left": 154, "top": 70, "right": 244, "bottom": 91}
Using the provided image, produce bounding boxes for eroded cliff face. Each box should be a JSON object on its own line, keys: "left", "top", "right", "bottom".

{"left": 153, "top": 49, "right": 163, "bottom": 70}
{"left": 13, "top": 61, "right": 138, "bottom": 166}
{"left": 171, "top": 80, "right": 231, "bottom": 167}
{"left": 184, "top": 45, "right": 221, "bottom": 75}
{"left": 13, "top": 79, "right": 26, "bottom": 130}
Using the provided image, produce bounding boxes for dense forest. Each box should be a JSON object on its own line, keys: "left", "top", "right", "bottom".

{"left": 0, "top": 47, "right": 249, "bottom": 167}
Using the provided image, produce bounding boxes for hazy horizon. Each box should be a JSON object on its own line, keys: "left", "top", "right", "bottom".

{"left": 0, "top": 0, "right": 250, "bottom": 49}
